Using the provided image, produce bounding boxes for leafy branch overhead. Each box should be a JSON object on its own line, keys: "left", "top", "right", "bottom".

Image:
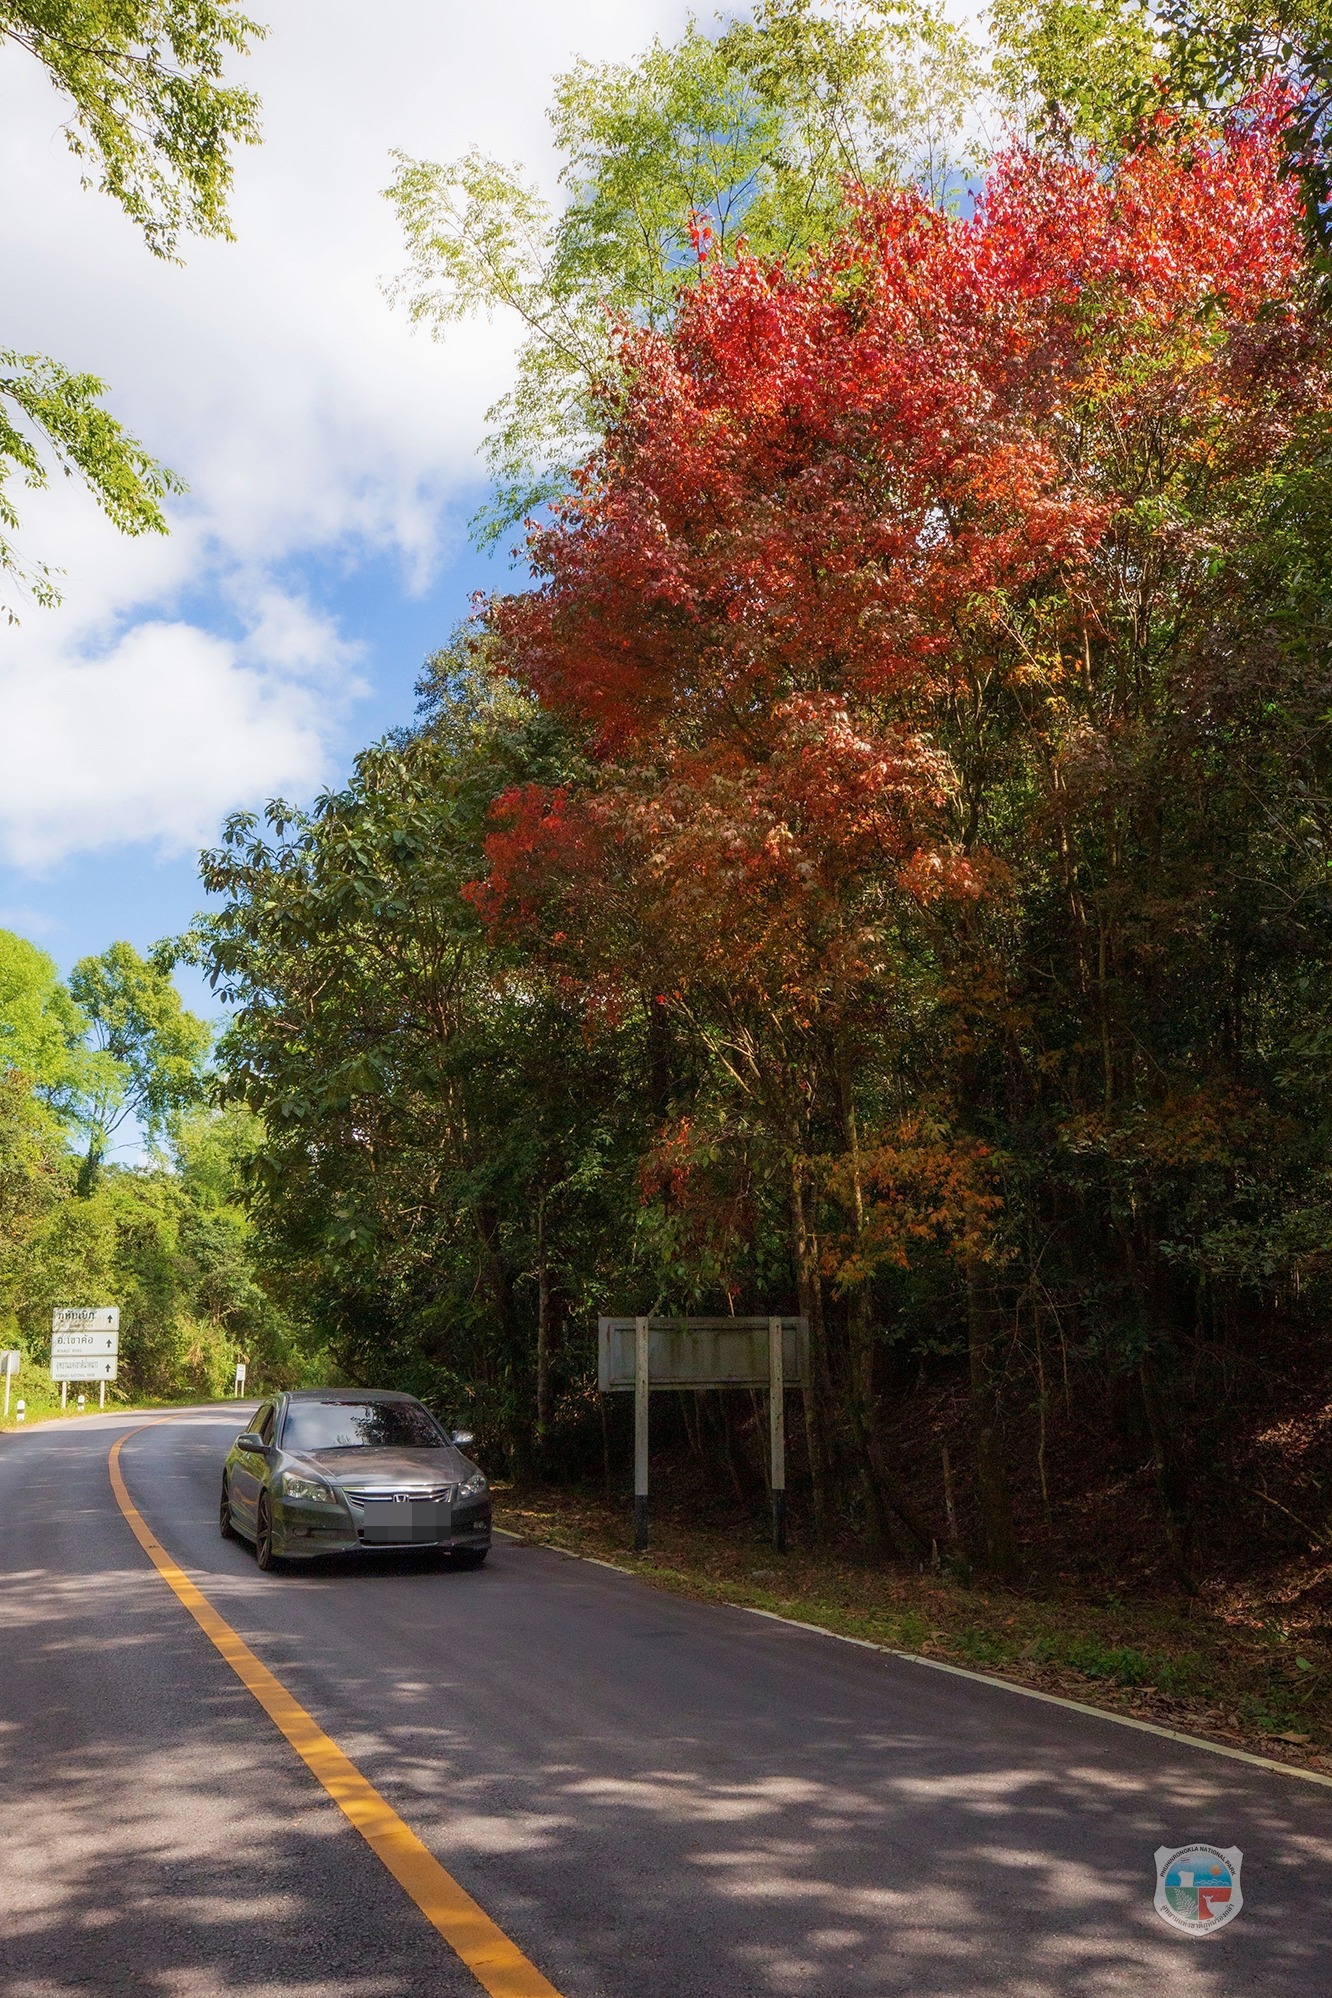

{"left": 1, "top": 0, "right": 264, "bottom": 255}
{"left": 0, "top": 0, "right": 263, "bottom": 615}
{"left": 0, "top": 349, "right": 182, "bottom": 616}
{"left": 385, "top": 0, "right": 983, "bottom": 543}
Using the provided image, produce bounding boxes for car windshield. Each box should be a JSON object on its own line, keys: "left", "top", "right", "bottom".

{"left": 282, "top": 1400, "right": 445, "bottom": 1451}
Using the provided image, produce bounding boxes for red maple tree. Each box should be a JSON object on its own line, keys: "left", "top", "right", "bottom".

{"left": 475, "top": 93, "right": 1312, "bottom": 1043}
{"left": 463, "top": 93, "right": 1326, "bottom": 1553}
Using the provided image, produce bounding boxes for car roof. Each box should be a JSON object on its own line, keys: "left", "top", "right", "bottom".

{"left": 281, "top": 1388, "right": 420, "bottom": 1402}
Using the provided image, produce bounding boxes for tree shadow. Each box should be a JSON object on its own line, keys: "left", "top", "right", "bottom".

{"left": 11, "top": 1414, "right": 1332, "bottom": 1997}
{"left": 184, "top": 1524, "right": 1332, "bottom": 1997}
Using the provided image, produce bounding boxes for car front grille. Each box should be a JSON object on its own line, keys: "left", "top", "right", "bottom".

{"left": 346, "top": 1486, "right": 464, "bottom": 1547}
{"left": 348, "top": 1485, "right": 457, "bottom": 1508}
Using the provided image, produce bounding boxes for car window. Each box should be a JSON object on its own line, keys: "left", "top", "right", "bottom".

{"left": 253, "top": 1403, "right": 276, "bottom": 1444}
{"left": 282, "top": 1399, "right": 445, "bottom": 1452}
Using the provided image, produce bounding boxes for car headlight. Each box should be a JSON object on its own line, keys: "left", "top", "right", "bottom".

{"left": 279, "top": 1471, "right": 337, "bottom": 1505}
{"left": 457, "top": 1471, "right": 487, "bottom": 1499}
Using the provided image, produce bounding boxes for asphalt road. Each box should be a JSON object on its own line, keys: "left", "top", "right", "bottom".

{"left": 4, "top": 1409, "right": 1332, "bottom": 1998}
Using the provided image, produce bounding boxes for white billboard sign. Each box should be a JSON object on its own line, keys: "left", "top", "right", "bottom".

{"left": 51, "top": 1329, "right": 118, "bottom": 1356}
{"left": 52, "top": 1307, "right": 118, "bottom": 1333}
{"left": 50, "top": 1354, "right": 118, "bottom": 1382}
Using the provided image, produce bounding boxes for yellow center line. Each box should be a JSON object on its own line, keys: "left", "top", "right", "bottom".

{"left": 108, "top": 1422, "right": 564, "bottom": 1998}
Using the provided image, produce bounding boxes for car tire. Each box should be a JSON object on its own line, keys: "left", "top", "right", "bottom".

{"left": 450, "top": 1547, "right": 489, "bottom": 1570}
{"left": 219, "top": 1477, "right": 237, "bottom": 1540}
{"left": 255, "top": 1494, "right": 281, "bottom": 1571}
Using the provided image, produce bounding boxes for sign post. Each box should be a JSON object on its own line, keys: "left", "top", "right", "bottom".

{"left": 0, "top": 1350, "right": 18, "bottom": 1420}
{"left": 768, "top": 1316, "right": 786, "bottom": 1555}
{"left": 600, "top": 1315, "right": 807, "bottom": 1554}
{"left": 233, "top": 1360, "right": 247, "bottom": 1396}
{"left": 51, "top": 1310, "right": 119, "bottom": 1412}
{"left": 634, "top": 1317, "right": 650, "bottom": 1552}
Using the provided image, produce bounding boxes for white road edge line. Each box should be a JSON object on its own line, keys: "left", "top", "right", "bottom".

{"left": 740, "top": 1607, "right": 1332, "bottom": 1789}
{"left": 495, "top": 1526, "right": 1332, "bottom": 1791}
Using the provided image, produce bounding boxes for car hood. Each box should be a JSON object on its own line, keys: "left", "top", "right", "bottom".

{"left": 298, "top": 1446, "right": 472, "bottom": 1490}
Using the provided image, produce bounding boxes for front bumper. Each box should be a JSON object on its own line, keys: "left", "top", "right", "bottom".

{"left": 274, "top": 1495, "right": 492, "bottom": 1558}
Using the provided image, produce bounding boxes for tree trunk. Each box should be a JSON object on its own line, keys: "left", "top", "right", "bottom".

{"left": 1139, "top": 1348, "right": 1194, "bottom": 1590}
{"left": 966, "top": 1251, "right": 1020, "bottom": 1579}
{"left": 835, "top": 1070, "right": 931, "bottom": 1557}
{"left": 789, "top": 1157, "right": 831, "bottom": 1534}
{"left": 846, "top": 1285, "right": 932, "bottom": 1557}
{"left": 535, "top": 1191, "right": 551, "bottom": 1449}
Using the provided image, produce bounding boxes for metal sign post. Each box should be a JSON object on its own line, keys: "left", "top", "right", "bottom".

{"left": 51, "top": 1310, "right": 119, "bottom": 1409}
{"left": 600, "top": 1315, "right": 807, "bottom": 1554}
{"left": 234, "top": 1360, "right": 248, "bottom": 1396}
{"left": 634, "top": 1317, "right": 650, "bottom": 1551}
{"left": 768, "top": 1317, "right": 786, "bottom": 1555}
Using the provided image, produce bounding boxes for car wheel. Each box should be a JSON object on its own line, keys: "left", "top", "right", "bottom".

{"left": 255, "top": 1494, "right": 281, "bottom": 1571}
{"left": 219, "top": 1476, "right": 237, "bottom": 1541}
{"left": 450, "top": 1547, "right": 488, "bottom": 1570}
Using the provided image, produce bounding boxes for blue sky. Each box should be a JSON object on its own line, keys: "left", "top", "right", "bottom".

{"left": 0, "top": 0, "right": 691, "bottom": 1017}
{"left": 0, "top": 509, "right": 513, "bottom": 1019}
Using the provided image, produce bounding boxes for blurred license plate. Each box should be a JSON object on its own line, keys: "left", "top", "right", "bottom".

{"left": 363, "top": 1502, "right": 451, "bottom": 1544}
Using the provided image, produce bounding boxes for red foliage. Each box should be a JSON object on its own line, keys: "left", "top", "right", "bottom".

{"left": 473, "top": 101, "right": 1317, "bottom": 1030}
{"left": 487, "top": 93, "right": 1309, "bottom": 755}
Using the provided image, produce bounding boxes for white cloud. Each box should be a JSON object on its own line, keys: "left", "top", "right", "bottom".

{"left": 0, "top": 0, "right": 689, "bottom": 866}
{"left": 0, "top": 596, "right": 357, "bottom": 868}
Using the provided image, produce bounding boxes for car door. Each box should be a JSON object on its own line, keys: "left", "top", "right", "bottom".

{"left": 230, "top": 1400, "right": 276, "bottom": 1532}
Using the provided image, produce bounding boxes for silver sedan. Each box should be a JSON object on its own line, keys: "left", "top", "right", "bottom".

{"left": 220, "top": 1388, "right": 492, "bottom": 1571}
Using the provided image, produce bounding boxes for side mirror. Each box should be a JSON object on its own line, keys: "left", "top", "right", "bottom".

{"left": 236, "top": 1432, "right": 265, "bottom": 1454}
{"left": 450, "top": 1430, "right": 475, "bottom": 1449}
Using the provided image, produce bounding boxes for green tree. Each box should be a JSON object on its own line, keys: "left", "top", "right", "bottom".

{"left": 189, "top": 658, "right": 662, "bottom": 1458}
{"left": 1, "top": 0, "right": 263, "bottom": 615}
{"left": 386, "top": 0, "right": 980, "bottom": 540}
{"left": 67, "top": 941, "right": 210, "bottom": 1185}
{"left": 0, "top": 927, "right": 95, "bottom": 1111}
{"left": 990, "top": 0, "right": 1165, "bottom": 148}
{"left": 0, "top": 1068, "right": 68, "bottom": 1311}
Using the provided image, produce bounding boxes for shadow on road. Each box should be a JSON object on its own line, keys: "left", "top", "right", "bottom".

{"left": 6, "top": 1418, "right": 1332, "bottom": 1997}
